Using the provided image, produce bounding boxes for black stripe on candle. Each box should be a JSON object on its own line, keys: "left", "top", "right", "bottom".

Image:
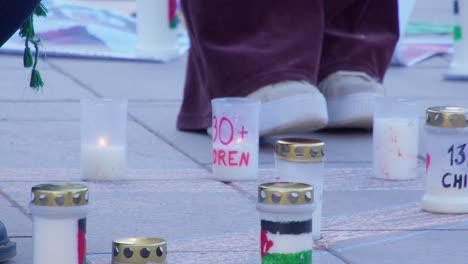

{"left": 79, "top": 218, "right": 87, "bottom": 233}
{"left": 261, "top": 220, "right": 312, "bottom": 235}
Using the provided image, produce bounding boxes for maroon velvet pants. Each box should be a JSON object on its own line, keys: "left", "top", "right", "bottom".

{"left": 177, "top": 0, "right": 399, "bottom": 130}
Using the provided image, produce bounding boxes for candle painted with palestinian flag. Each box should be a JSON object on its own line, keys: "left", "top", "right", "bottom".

{"left": 30, "top": 184, "right": 89, "bottom": 264}
{"left": 257, "top": 182, "right": 315, "bottom": 264}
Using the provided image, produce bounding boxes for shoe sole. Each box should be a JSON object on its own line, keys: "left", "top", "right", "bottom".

{"left": 259, "top": 93, "right": 328, "bottom": 136}
{"left": 0, "top": 241, "right": 16, "bottom": 262}
{"left": 326, "top": 93, "right": 382, "bottom": 129}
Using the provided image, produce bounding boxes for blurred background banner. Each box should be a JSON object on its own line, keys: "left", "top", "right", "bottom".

{"left": 1, "top": 0, "right": 189, "bottom": 62}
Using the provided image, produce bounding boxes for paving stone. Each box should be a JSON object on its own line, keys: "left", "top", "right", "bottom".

{"left": 0, "top": 120, "right": 201, "bottom": 170}
{"left": 0, "top": 102, "right": 80, "bottom": 121}
{"left": 334, "top": 228, "right": 468, "bottom": 264}
{"left": 45, "top": 56, "right": 187, "bottom": 100}
{"left": 0, "top": 168, "right": 211, "bottom": 182}
{"left": 129, "top": 103, "right": 276, "bottom": 166}
{"left": 0, "top": 194, "right": 31, "bottom": 236}
{"left": 1, "top": 63, "right": 95, "bottom": 100}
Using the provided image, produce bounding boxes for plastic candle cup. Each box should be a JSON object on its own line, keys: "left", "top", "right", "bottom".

{"left": 372, "top": 97, "right": 420, "bottom": 180}
{"left": 81, "top": 99, "right": 127, "bottom": 181}
{"left": 256, "top": 182, "right": 315, "bottom": 264}
{"left": 422, "top": 106, "right": 468, "bottom": 213}
{"left": 30, "top": 184, "right": 89, "bottom": 264}
{"left": 211, "top": 97, "right": 260, "bottom": 181}
{"left": 112, "top": 237, "right": 167, "bottom": 264}
{"left": 274, "top": 138, "right": 324, "bottom": 240}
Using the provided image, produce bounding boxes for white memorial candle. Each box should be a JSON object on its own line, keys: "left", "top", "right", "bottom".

{"left": 274, "top": 138, "right": 325, "bottom": 240}
{"left": 30, "top": 184, "right": 89, "bottom": 264}
{"left": 81, "top": 137, "right": 126, "bottom": 181}
{"left": 136, "top": 0, "right": 179, "bottom": 59}
{"left": 33, "top": 217, "right": 78, "bottom": 264}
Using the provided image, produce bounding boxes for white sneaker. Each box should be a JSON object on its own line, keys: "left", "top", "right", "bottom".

{"left": 318, "top": 71, "right": 385, "bottom": 128}
{"left": 207, "top": 81, "right": 328, "bottom": 137}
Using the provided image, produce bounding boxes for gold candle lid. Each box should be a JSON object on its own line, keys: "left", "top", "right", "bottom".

{"left": 426, "top": 106, "right": 468, "bottom": 128}
{"left": 112, "top": 237, "right": 167, "bottom": 264}
{"left": 258, "top": 182, "right": 314, "bottom": 205}
{"left": 31, "top": 183, "right": 88, "bottom": 207}
{"left": 275, "top": 138, "right": 325, "bottom": 162}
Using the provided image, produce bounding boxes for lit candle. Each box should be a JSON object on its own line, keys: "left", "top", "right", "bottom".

{"left": 81, "top": 136, "right": 126, "bottom": 181}
{"left": 80, "top": 99, "right": 127, "bottom": 181}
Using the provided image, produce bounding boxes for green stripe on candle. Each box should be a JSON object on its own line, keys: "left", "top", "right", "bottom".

{"left": 262, "top": 250, "right": 312, "bottom": 264}
{"left": 454, "top": 26, "right": 463, "bottom": 41}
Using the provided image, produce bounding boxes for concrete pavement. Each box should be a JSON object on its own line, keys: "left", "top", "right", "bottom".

{"left": 1, "top": 0, "right": 468, "bottom": 263}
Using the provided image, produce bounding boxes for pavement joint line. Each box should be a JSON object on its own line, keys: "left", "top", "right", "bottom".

{"left": 333, "top": 221, "right": 468, "bottom": 254}
{"left": 325, "top": 247, "right": 354, "bottom": 264}
{"left": 127, "top": 113, "right": 208, "bottom": 171}
{"left": 46, "top": 60, "right": 103, "bottom": 97}
{"left": 224, "top": 182, "right": 256, "bottom": 203}
{"left": 0, "top": 190, "right": 31, "bottom": 220}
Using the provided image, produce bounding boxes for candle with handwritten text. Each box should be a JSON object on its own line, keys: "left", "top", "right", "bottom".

{"left": 211, "top": 98, "right": 260, "bottom": 181}
{"left": 422, "top": 106, "right": 468, "bottom": 213}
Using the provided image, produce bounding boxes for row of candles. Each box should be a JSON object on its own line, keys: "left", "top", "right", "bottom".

{"left": 68, "top": 97, "right": 467, "bottom": 264}
{"left": 81, "top": 97, "right": 468, "bottom": 215}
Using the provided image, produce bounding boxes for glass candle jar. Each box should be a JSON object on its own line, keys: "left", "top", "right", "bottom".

{"left": 372, "top": 97, "right": 420, "bottom": 180}
{"left": 30, "top": 184, "right": 89, "bottom": 264}
{"left": 422, "top": 106, "right": 468, "bottom": 213}
{"left": 81, "top": 99, "right": 127, "bottom": 181}
{"left": 274, "top": 138, "right": 324, "bottom": 239}
{"left": 112, "top": 237, "right": 168, "bottom": 264}
{"left": 256, "top": 182, "right": 315, "bottom": 264}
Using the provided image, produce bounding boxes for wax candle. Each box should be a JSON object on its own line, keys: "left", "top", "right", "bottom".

{"left": 256, "top": 183, "right": 315, "bottom": 264}
{"left": 372, "top": 97, "right": 420, "bottom": 180}
{"left": 112, "top": 237, "right": 167, "bottom": 264}
{"left": 373, "top": 117, "right": 419, "bottom": 180}
{"left": 30, "top": 184, "right": 89, "bottom": 264}
{"left": 275, "top": 138, "right": 325, "bottom": 240}
{"left": 81, "top": 137, "right": 126, "bottom": 181}
{"left": 422, "top": 106, "right": 468, "bottom": 213}
{"left": 81, "top": 99, "right": 127, "bottom": 181}
{"left": 211, "top": 98, "right": 260, "bottom": 181}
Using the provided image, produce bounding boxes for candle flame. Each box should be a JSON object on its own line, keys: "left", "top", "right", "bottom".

{"left": 98, "top": 137, "right": 107, "bottom": 147}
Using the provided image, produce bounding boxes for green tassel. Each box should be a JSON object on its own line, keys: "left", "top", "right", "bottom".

{"left": 33, "top": 3, "right": 48, "bottom": 17}
{"left": 30, "top": 69, "right": 44, "bottom": 90}
{"left": 23, "top": 45, "right": 33, "bottom": 68}
{"left": 19, "top": 16, "right": 35, "bottom": 39}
